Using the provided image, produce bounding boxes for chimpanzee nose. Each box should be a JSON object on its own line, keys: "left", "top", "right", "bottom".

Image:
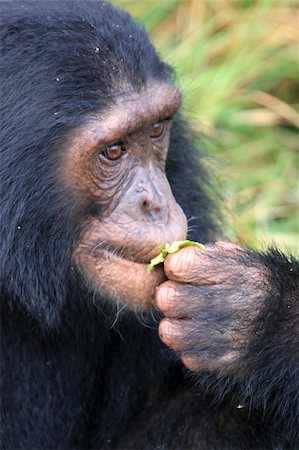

{"left": 138, "top": 188, "right": 168, "bottom": 223}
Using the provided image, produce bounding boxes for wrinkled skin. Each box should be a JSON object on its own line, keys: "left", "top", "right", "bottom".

{"left": 156, "top": 242, "right": 268, "bottom": 373}
{"left": 68, "top": 84, "right": 188, "bottom": 310}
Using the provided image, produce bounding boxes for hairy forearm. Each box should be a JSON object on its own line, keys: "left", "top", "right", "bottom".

{"left": 236, "top": 250, "right": 299, "bottom": 443}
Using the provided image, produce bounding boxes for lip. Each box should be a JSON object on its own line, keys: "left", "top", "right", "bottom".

{"left": 100, "top": 247, "right": 151, "bottom": 269}
{"left": 75, "top": 246, "right": 167, "bottom": 309}
{"left": 90, "top": 241, "right": 166, "bottom": 264}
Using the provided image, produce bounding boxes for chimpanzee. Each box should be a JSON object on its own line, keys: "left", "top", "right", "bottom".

{"left": 0, "top": 1, "right": 298, "bottom": 449}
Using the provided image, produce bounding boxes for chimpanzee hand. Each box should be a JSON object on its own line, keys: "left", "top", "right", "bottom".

{"left": 155, "top": 242, "right": 269, "bottom": 373}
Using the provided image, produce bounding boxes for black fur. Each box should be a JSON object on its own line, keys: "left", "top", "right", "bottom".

{"left": 1, "top": 1, "right": 298, "bottom": 449}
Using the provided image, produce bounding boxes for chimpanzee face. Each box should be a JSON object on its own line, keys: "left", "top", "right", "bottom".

{"left": 63, "top": 82, "right": 187, "bottom": 309}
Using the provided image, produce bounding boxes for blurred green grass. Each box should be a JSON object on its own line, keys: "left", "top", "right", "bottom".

{"left": 113, "top": 0, "right": 299, "bottom": 254}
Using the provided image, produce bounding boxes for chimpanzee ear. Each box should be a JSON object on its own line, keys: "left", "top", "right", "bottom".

{"left": 166, "top": 117, "right": 221, "bottom": 243}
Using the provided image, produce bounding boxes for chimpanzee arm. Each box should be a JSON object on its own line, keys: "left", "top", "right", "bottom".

{"left": 156, "top": 244, "right": 299, "bottom": 446}
{"left": 236, "top": 249, "right": 299, "bottom": 444}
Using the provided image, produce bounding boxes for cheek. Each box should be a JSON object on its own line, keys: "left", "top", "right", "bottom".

{"left": 91, "top": 157, "right": 132, "bottom": 203}
{"left": 60, "top": 137, "right": 130, "bottom": 205}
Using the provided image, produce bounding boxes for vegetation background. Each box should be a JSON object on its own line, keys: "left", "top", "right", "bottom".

{"left": 112, "top": 0, "right": 299, "bottom": 255}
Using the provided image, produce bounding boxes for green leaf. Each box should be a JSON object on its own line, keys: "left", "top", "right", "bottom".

{"left": 146, "top": 240, "right": 205, "bottom": 272}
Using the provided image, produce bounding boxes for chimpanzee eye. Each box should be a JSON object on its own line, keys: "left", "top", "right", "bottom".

{"left": 101, "top": 142, "right": 126, "bottom": 161}
{"left": 150, "top": 121, "right": 165, "bottom": 139}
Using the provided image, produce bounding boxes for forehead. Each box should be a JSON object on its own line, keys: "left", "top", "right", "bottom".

{"left": 76, "top": 82, "right": 181, "bottom": 146}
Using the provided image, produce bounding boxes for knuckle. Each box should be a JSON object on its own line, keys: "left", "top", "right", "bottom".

{"left": 181, "top": 355, "right": 199, "bottom": 372}
{"left": 164, "top": 252, "right": 181, "bottom": 278}
{"left": 155, "top": 281, "right": 177, "bottom": 311}
{"left": 158, "top": 319, "right": 175, "bottom": 346}
{"left": 164, "top": 247, "right": 196, "bottom": 279}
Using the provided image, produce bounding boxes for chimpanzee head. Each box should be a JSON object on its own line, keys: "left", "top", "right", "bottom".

{"left": 0, "top": 0, "right": 188, "bottom": 326}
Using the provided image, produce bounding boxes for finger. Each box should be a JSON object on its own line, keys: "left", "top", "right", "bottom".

{"left": 164, "top": 246, "right": 224, "bottom": 285}
{"left": 158, "top": 318, "right": 186, "bottom": 351}
{"left": 181, "top": 354, "right": 215, "bottom": 372}
{"left": 181, "top": 355, "right": 206, "bottom": 372}
{"left": 164, "top": 247, "right": 203, "bottom": 283}
{"left": 182, "top": 350, "right": 240, "bottom": 373}
{"left": 155, "top": 281, "right": 211, "bottom": 318}
{"left": 155, "top": 281, "right": 202, "bottom": 318}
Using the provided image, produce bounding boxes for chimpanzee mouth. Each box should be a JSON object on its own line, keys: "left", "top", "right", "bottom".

{"left": 90, "top": 241, "right": 163, "bottom": 266}
{"left": 75, "top": 243, "right": 167, "bottom": 309}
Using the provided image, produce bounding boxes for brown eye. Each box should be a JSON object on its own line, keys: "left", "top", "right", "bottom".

{"left": 150, "top": 121, "right": 165, "bottom": 139}
{"left": 101, "top": 143, "right": 126, "bottom": 161}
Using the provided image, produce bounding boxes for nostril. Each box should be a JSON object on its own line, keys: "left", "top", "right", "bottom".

{"left": 140, "top": 197, "right": 168, "bottom": 223}
{"left": 142, "top": 199, "right": 160, "bottom": 213}
{"left": 142, "top": 200, "right": 149, "bottom": 210}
